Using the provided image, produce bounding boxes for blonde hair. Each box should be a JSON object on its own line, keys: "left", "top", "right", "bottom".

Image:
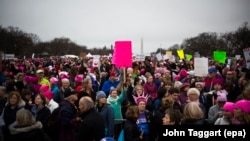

{"left": 16, "top": 109, "right": 36, "bottom": 127}
{"left": 183, "top": 102, "right": 204, "bottom": 120}
{"left": 81, "top": 77, "right": 92, "bottom": 92}
{"left": 187, "top": 88, "right": 200, "bottom": 97}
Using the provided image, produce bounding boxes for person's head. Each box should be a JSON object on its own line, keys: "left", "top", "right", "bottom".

{"left": 134, "top": 76, "right": 142, "bottom": 86}
{"left": 78, "top": 96, "right": 94, "bottom": 113}
{"left": 162, "top": 108, "right": 182, "bottom": 125}
{"left": 43, "top": 90, "right": 54, "bottom": 103}
{"left": 96, "top": 91, "right": 107, "bottom": 105}
{"left": 125, "top": 105, "right": 139, "bottom": 122}
{"left": 16, "top": 109, "right": 36, "bottom": 127}
{"left": 127, "top": 73, "right": 133, "bottom": 84}
{"left": 50, "top": 77, "right": 58, "bottom": 85}
{"left": 36, "top": 69, "right": 44, "bottom": 79}
{"left": 168, "top": 87, "right": 180, "bottom": 101}
{"left": 195, "top": 82, "right": 205, "bottom": 92}
{"left": 180, "top": 83, "right": 190, "bottom": 92}
{"left": 223, "top": 102, "right": 235, "bottom": 120}
{"left": 127, "top": 67, "right": 133, "bottom": 75}
{"left": 241, "top": 83, "right": 250, "bottom": 99}
{"left": 164, "top": 80, "right": 173, "bottom": 91}
{"left": 234, "top": 100, "right": 250, "bottom": 119}
{"left": 134, "top": 85, "right": 144, "bottom": 95}
{"left": 82, "top": 77, "right": 92, "bottom": 91}
{"left": 7, "top": 91, "right": 22, "bottom": 107}
{"left": 213, "top": 78, "right": 223, "bottom": 91}
{"left": 61, "top": 78, "right": 70, "bottom": 88}
{"left": 109, "top": 87, "right": 118, "bottom": 98}
{"left": 34, "top": 94, "right": 46, "bottom": 106}
{"left": 75, "top": 74, "right": 84, "bottom": 83}
{"left": 65, "top": 93, "right": 78, "bottom": 105}
{"left": 225, "top": 71, "right": 234, "bottom": 80}
{"left": 39, "top": 84, "right": 50, "bottom": 94}
{"left": 187, "top": 88, "right": 200, "bottom": 102}
{"left": 138, "top": 100, "right": 146, "bottom": 113}
{"left": 146, "top": 75, "right": 153, "bottom": 83}
{"left": 0, "top": 86, "right": 6, "bottom": 96}
{"left": 16, "top": 73, "right": 24, "bottom": 81}
{"left": 21, "top": 88, "right": 32, "bottom": 101}
{"left": 208, "top": 67, "right": 217, "bottom": 78}
{"left": 160, "top": 97, "right": 174, "bottom": 110}
{"left": 109, "top": 71, "right": 117, "bottom": 81}
{"left": 182, "top": 102, "right": 204, "bottom": 121}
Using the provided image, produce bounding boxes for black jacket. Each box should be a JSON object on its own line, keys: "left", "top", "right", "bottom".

{"left": 78, "top": 108, "right": 105, "bottom": 141}
{"left": 8, "top": 121, "right": 51, "bottom": 141}
{"left": 124, "top": 119, "right": 142, "bottom": 141}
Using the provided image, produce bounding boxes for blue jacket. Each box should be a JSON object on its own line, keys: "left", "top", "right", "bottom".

{"left": 101, "top": 79, "right": 120, "bottom": 96}
{"left": 96, "top": 104, "right": 114, "bottom": 137}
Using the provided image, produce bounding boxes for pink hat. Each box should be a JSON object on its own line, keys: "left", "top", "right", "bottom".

{"left": 213, "top": 78, "right": 223, "bottom": 86}
{"left": 39, "top": 84, "right": 50, "bottom": 92}
{"left": 154, "top": 73, "right": 161, "bottom": 79}
{"left": 180, "top": 82, "right": 190, "bottom": 89}
{"left": 133, "top": 93, "right": 149, "bottom": 105}
{"left": 195, "top": 82, "right": 205, "bottom": 87}
{"left": 235, "top": 100, "right": 250, "bottom": 113}
{"left": 43, "top": 90, "right": 54, "bottom": 100}
{"left": 60, "top": 74, "right": 70, "bottom": 79}
{"left": 75, "top": 74, "right": 84, "bottom": 82}
{"left": 223, "top": 102, "right": 235, "bottom": 113}
{"left": 174, "top": 75, "right": 181, "bottom": 81}
{"left": 24, "top": 76, "right": 33, "bottom": 83}
{"left": 179, "top": 69, "right": 188, "bottom": 77}
{"left": 50, "top": 77, "right": 58, "bottom": 85}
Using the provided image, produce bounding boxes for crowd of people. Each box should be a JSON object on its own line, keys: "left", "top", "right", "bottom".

{"left": 0, "top": 55, "right": 249, "bottom": 141}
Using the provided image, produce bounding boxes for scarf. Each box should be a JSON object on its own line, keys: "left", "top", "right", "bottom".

{"left": 107, "top": 96, "right": 119, "bottom": 105}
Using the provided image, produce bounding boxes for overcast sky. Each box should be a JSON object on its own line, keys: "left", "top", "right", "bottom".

{"left": 0, "top": 0, "right": 249, "bottom": 54}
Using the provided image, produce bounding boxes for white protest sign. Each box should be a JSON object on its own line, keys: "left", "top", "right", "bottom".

{"left": 243, "top": 47, "right": 250, "bottom": 69}
{"left": 156, "top": 53, "right": 163, "bottom": 61}
{"left": 235, "top": 55, "right": 241, "bottom": 60}
{"left": 92, "top": 55, "right": 100, "bottom": 68}
{"left": 194, "top": 57, "right": 208, "bottom": 77}
{"left": 134, "top": 54, "right": 145, "bottom": 61}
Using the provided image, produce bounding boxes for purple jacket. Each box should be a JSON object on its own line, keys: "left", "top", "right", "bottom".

{"left": 143, "top": 82, "right": 158, "bottom": 101}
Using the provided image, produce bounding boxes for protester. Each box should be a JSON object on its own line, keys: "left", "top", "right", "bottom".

{"left": 124, "top": 105, "right": 143, "bottom": 141}
{"left": 8, "top": 109, "right": 51, "bottom": 141}
{"left": 78, "top": 96, "right": 105, "bottom": 141}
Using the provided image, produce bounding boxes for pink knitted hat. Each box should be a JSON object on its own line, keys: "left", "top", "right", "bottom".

{"left": 213, "top": 78, "right": 223, "bottom": 86}
{"left": 179, "top": 69, "right": 188, "bottom": 77}
{"left": 43, "top": 90, "right": 54, "bottom": 100}
{"left": 223, "top": 102, "right": 235, "bottom": 113}
{"left": 39, "top": 84, "right": 50, "bottom": 92}
{"left": 235, "top": 100, "right": 250, "bottom": 113}
{"left": 154, "top": 73, "right": 161, "bottom": 79}
{"left": 75, "top": 74, "right": 84, "bottom": 82}
{"left": 50, "top": 77, "right": 58, "bottom": 85}
{"left": 174, "top": 75, "right": 181, "bottom": 81}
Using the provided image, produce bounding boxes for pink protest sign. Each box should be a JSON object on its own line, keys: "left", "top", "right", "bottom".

{"left": 113, "top": 41, "right": 132, "bottom": 68}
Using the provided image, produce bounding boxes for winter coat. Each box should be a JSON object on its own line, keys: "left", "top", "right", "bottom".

{"left": 124, "top": 119, "right": 142, "bottom": 141}
{"left": 77, "top": 108, "right": 105, "bottom": 141}
{"left": 8, "top": 121, "right": 51, "bottom": 141}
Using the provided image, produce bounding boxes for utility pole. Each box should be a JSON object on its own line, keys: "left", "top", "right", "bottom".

{"left": 141, "top": 37, "right": 143, "bottom": 55}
